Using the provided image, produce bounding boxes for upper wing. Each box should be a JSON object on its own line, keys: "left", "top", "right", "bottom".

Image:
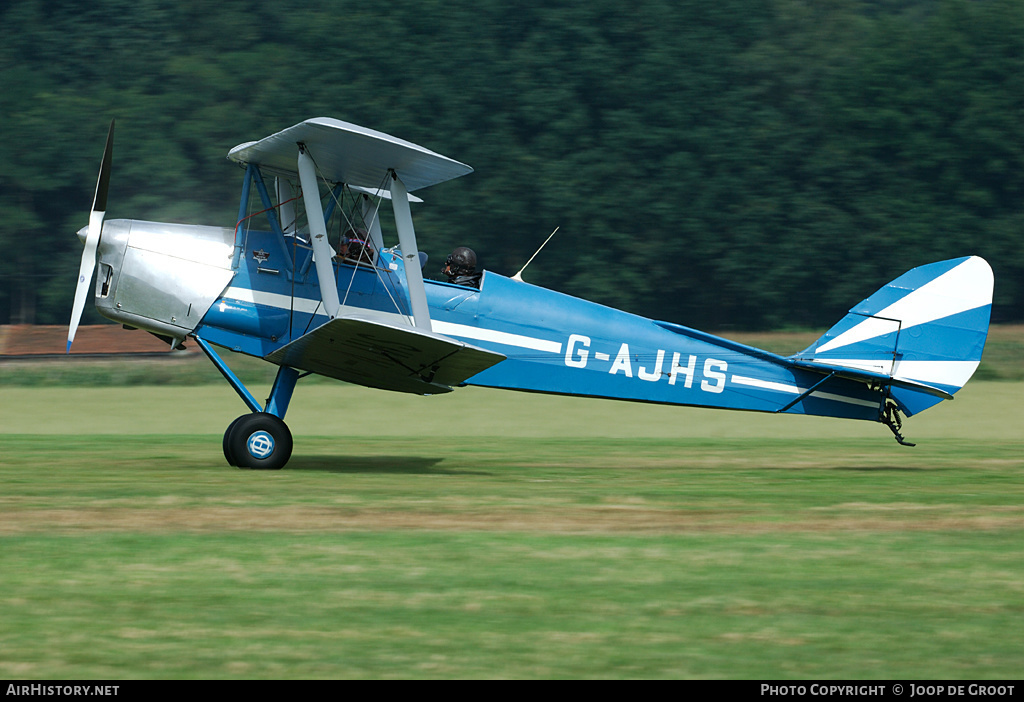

{"left": 227, "top": 117, "right": 473, "bottom": 192}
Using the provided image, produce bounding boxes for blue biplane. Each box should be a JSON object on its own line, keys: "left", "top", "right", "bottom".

{"left": 68, "top": 118, "right": 994, "bottom": 469}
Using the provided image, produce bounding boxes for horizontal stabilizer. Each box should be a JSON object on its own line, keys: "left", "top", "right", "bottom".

{"left": 788, "top": 359, "right": 954, "bottom": 400}
{"left": 265, "top": 315, "right": 506, "bottom": 395}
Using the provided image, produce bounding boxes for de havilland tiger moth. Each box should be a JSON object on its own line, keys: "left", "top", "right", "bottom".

{"left": 67, "top": 118, "right": 994, "bottom": 469}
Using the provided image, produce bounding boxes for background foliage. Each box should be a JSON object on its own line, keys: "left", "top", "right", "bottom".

{"left": 1, "top": 0, "right": 1021, "bottom": 330}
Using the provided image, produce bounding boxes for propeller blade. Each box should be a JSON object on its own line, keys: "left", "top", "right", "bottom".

{"left": 93, "top": 119, "right": 114, "bottom": 212}
{"left": 67, "top": 119, "right": 114, "bottom": 353}
{"left": 67, "top": 212, "right": 103, "bottom": 352}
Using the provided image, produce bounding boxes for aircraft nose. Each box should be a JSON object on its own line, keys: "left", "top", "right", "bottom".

{"left": 76, "top": 225, "right": 89, "bottom": 244}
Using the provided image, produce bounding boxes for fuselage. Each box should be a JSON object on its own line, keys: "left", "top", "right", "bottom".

{"left": 92, "top": 219, "right": 882, "bottom": 422}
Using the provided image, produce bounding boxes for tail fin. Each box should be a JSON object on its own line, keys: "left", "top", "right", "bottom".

{"left": 794, "top": 256, "right": 993, "bottom": 416}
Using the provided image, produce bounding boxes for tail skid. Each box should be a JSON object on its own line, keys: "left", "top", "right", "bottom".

{"left": 881, "top": 399, "right": 916, "bottom": 446}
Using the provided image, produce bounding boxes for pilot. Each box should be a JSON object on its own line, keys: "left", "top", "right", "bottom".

{"left": 339, "top": 228, "right": 375, "bottom": 266}
{"left": 442, "top": 246, "right": 482, "bottom": 287}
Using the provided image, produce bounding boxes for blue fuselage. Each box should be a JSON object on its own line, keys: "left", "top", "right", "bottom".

{"left": 194, "top": 229, "right": 882, "bottom": 422}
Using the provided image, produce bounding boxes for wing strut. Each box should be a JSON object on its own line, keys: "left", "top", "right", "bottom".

{"left": 360, "top": 193, "right": 386, "bottom": 255}
{"left": 296, "top": 144, "right": 341, "bottom": 319}
{"left": 390, "top": 171, "right": 431, "bottom": 331}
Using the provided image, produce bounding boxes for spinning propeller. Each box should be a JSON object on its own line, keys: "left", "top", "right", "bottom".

{"left": 67, "top": 119, "right": 114, "bottom": 353}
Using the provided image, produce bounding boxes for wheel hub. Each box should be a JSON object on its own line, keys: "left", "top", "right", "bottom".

{"left": 246, "top": 430, "right": 275, "bottom": 459}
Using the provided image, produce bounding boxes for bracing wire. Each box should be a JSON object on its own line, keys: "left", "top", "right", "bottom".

{"left": 306, "top": 156, "right": 415, "bottom": 322}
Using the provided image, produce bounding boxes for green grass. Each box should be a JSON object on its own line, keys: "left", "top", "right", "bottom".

{"left": 0, "top": 381, "right": 1022, "bottom": 678}
{"left": 2, "top": 529, "right": 1020, "bottom": 678}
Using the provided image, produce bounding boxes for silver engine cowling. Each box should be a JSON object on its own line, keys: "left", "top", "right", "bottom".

{"left": 80, "top": 219, "right": 236, "bottom": 343}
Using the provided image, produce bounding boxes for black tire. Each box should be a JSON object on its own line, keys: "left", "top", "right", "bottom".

{"left": 228, "top": 413, "right": 293, "bottom": 470}
{"left": 223, "top": 415, "right": 247, "bottom": 467}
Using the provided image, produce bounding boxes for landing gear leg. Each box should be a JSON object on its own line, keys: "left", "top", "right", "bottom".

{"left": 194, "top": 333, "right": 302, "bottom": 469}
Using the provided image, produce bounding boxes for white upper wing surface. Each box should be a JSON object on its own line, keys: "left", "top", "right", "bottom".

{"left": 227, "top": 117, "right": 473, "bottom": 192}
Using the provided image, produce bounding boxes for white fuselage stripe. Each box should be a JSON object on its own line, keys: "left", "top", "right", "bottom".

{"left": 225, "top": 287, "right": 329, "bottom": 316}
{"left": 221, "top": 287, "right": 562, "bottom": 354}
{"left": 730, "top": 374, "right": 878, "bottom": 408}
{"left": 432, "top": 321, "right": 562, "bottom": 354}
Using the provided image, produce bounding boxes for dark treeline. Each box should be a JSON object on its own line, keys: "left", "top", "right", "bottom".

{"left": 2, "top": 0, "right": 1021, "bottom": 330}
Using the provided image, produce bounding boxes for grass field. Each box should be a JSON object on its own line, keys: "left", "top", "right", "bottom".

{"left": 1, "top": 373, "right": 1022, "bottom": 678}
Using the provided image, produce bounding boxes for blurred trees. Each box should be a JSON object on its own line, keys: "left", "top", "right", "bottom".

{"left": 1, "top": 0, "right": 1020, "bottom": 329}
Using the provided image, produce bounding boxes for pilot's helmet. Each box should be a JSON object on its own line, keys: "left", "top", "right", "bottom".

{"left": 443, "top": 246, "right": 477, "bottom": 277}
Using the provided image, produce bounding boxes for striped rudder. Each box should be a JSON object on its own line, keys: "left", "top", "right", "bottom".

{"left": 795, "top": 256, "right": 993, "bottom": 416}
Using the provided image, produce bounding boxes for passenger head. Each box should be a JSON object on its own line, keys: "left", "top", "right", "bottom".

{"left": 443, "top": 246, "right": 477, "bottom": 278}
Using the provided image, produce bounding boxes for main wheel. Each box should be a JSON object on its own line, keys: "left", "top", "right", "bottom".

{"left": 227, "top": 413, "right": 293, "bottom": 470}
{"left": 222, "top": 415, "right": 246, "bottom": 467}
